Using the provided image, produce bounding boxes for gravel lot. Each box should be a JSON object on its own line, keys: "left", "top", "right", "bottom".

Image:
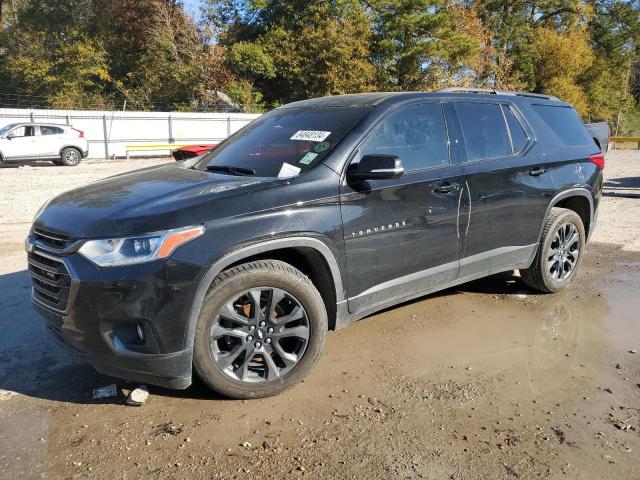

{"left": 0, "top": 152, "right": 639, "bottom": 479}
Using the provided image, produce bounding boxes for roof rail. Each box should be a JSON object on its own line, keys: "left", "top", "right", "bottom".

{"left": 437, "top": 87, "right": 559, "bottom": 101}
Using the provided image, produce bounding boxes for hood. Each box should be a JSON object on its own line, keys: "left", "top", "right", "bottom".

{"left": 34, "top": 163, "right": 282, "bottom": 238}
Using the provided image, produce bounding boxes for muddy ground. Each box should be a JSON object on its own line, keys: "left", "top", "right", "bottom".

{"left": 0, "top": 152, "right": 639, "bottom": 479}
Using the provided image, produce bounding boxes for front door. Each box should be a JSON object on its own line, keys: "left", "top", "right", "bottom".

{"left": 1, "top": 125, "right": 38, "bottom": 160}
{"left": 38, "top": 125, "right": 66, "bottom": 158}
{"left": 340, "top": 102, "right": 463, "bottom": 315}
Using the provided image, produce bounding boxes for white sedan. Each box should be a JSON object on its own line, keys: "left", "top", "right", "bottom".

{"left": 0, "top": 122, "right": 89, "bottom": 166}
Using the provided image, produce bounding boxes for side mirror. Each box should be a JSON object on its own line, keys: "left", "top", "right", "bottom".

{"left": 6, "top": 133, "right": 14, "bottom": 140}
{"left": 348, "top": 154, "right": 404, "bottom": 182}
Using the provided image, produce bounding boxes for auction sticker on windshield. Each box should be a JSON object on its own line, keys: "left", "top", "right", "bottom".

{"left": 290, "top": 130, "right": 331, "bottom": 142}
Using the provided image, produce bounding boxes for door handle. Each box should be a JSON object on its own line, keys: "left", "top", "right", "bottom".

{"left": 529, "top": 167, "right": 547, "bottom": 177}
{"left": 433, "top": 182, "right": 458, "bottom": 194}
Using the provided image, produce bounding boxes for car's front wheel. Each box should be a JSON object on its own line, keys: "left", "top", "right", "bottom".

{"left": 193, "top": 260, "right": 327, "bottom": 399}
{"left": 60, "top": 147, "right": 82, "bottom": 166}
{"left": 521, "top": 207, "right": 586, "bottom": 293}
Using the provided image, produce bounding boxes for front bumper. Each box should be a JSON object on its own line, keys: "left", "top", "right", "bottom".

{"left": 27, "top": 237, "right": 203, "bottom": 389}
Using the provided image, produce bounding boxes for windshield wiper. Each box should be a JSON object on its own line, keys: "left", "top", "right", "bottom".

{"left": 206, "top": 165, "right": 256, "bottom": 176}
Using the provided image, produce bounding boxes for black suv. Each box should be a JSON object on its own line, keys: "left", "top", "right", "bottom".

{"left": 27, "top": 89, "right": 604, "bottom": 398}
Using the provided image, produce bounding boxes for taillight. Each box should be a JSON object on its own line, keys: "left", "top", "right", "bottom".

{"left": 589, "top": 152, "right": 605, "bottom": 170}
{"left": 71, "top": 128, "right": 84, "bottom": 138}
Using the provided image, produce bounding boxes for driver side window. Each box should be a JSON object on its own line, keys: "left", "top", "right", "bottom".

{"left": 359, "top": 103, "right": 450, "bottom": 172}
{"left": 11, "top": 126, "right": 35, "bottom": 137}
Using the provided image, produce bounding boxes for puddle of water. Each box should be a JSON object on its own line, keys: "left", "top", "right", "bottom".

{"left": 328, "top": 271, "right": 637, "bottom": 403}
{"left": 378, "top": 294, "right": 598, "bottom": 397}
{"left": 599, "top": 270, "right": 640, "bottom": 353}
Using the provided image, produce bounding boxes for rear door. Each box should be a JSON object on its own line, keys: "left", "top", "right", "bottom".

{"left": 341, "top": 102, "right": 464, "bottom": 315}
{"left": 452, "top": 101, "right": 555, "bottom": 278}
{"left": 38, "top": 125, "right": 65, "bottom": 158}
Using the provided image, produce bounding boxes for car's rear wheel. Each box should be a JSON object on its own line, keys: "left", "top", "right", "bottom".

{"left": 521, "top": 207, "right": 585, "bottom": 293}
{"left": 60, "top": 147, "right": 81, "bottom": 166}
{"left": 193, "top": 260, "right": 327, "bottom": 399}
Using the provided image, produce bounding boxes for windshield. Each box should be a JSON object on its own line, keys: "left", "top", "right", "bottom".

{"left": 0, "top": 123, "right": 19, "bottom": 136}
{"left": 195, "top": 106, "right": 370, "bottom": 177}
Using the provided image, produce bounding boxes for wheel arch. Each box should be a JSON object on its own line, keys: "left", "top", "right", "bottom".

{"left": 183, "top": 237, "right": 345, "bottom": 351}
{"left": 58, "top": 145, "right": 82, "bottom": 156}
{"left": 544, "top": 188, "right": 594, "bottom": 240}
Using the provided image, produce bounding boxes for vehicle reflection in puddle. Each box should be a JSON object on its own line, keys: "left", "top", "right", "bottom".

{"left": 527, "top": 302, "right": 580, "bottom": 395}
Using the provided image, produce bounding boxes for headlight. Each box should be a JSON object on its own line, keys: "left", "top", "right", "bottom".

{"left": 78, "top": 225, "right": 205, "bottom": 267}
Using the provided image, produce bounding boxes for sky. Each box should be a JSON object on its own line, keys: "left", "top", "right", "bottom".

{"left": 182, "top": 0, "right": 200, "bottom": 18}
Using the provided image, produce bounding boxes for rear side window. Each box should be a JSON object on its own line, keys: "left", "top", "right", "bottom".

{"left": 359, "top": 103, "right": 449, "bottom": 171}
{"left": 40, "top": 126, "right": 64, "bottom": 135}
{"left": 454, "top": 103, "right": 512, "bottom": 161}
{"left": 532, "top": 105, "right": 592, "bottom": 146}
{"left": 502, "top": 105, "right": 528, "bottom": 154}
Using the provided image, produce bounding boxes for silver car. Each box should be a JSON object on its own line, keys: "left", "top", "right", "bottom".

{"left": 0, "top": 122, "right": 89, "bottom": 166}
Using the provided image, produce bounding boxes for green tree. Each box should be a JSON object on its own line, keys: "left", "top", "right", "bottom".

{"left": 90, "top": 0, "right": 159, "bottom": 86}
{"left": 585, "top": 0, "right": 640, "bottom": 129}
{"left": 0, "top": 0, "right": 110, "bottom": 107}
{"left": 368, "top": 0, "right": 477, "bottom": 90}
{"left": 259, "top": 1, "right": 376, "bottom": 102}
{"left": 0, "top": 0, "right": 235, "bottom": 110}
{"left": 203, "top": 0, "right": 377, "bottom": 106}
{"left": 226, "top": 41, "right": 275, "bottom": 80}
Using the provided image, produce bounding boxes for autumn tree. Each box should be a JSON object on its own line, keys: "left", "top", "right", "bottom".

{"left": 0, "top": 0, "right": 234, "bottom": 110}
{"left": 258, "top": 1, "right": 376, "bottom": 103}
{"left": 0, "top": 0, "right": 110, "bottom": 108}
{"left": 531, "top": 27, "right": 594, "bottom": 115}
{"left": 122, "top": 0, "right": 230, "bottom": 109}
{"left": 202, "top": 0, "right": 377, "bottom": 107}
{"left": 0, "top": 0, "right": 24, "bottom": 29}
{"left": 0, "top": 0, "right": 638, "bottom": 125}
{"left": 90, "top": 0, "right": 160, "bottom": 85}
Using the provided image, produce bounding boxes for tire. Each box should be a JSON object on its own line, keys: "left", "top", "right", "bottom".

{"left": 521, "top": 207, "right": 586, "bottom": 293}
{"left": 60, "top": 147, "right": 81, "bottom": 166}
{"left": 193, "top": 260, "right": 328, "bottom": 399}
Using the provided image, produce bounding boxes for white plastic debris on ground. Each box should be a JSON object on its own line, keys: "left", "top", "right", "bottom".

{"left": 126, "top": 385, "right": 149, "bottom": 406}
{"left": 92, "top": 384, "right": 117, "bottom": 399}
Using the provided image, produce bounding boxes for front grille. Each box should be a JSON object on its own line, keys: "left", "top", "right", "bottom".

{"left": 28, "top": 251, "right": 71, "bottom": 311}
{"left": 33, "top": 228, "right": 74, "bottom": 251}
